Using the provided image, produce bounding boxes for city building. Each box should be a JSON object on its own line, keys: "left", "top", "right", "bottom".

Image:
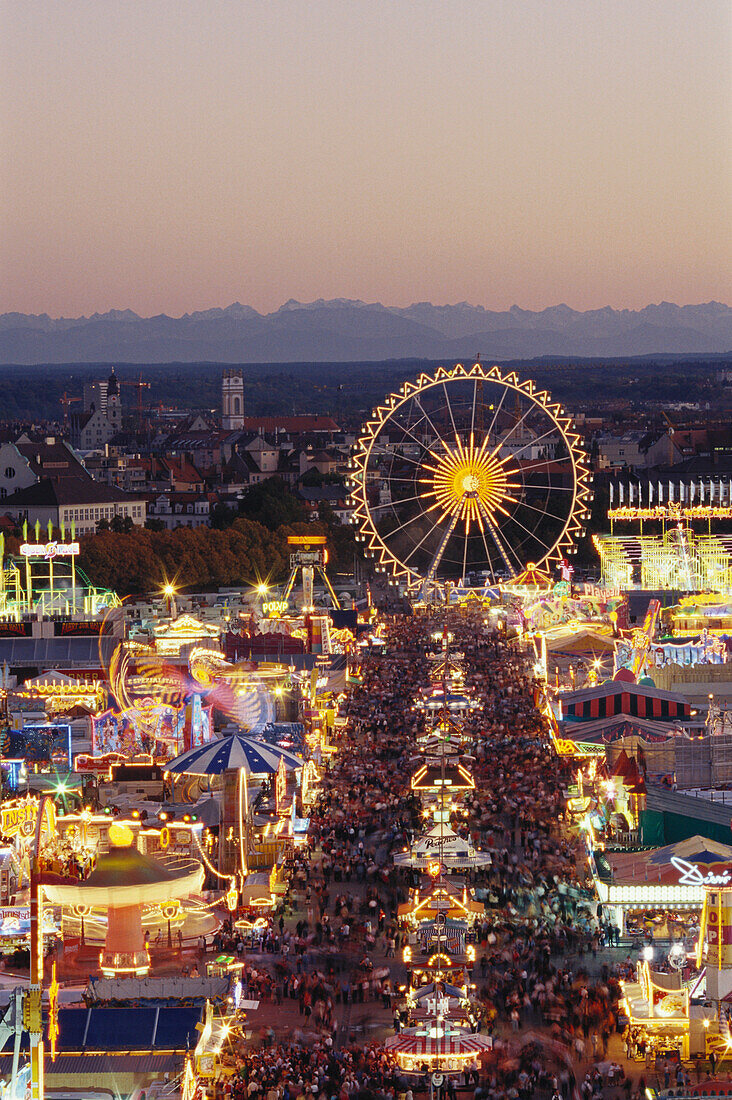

{"left": 145, "top": 491, "right": 211, "bottom": 529}
{"left": 221, "top": 369, "right": 245, "bottom": 430}
{"left": 2, "top": 477, "right": 145, "bottom": 534}
{"left": 0, "top": 436, "right": 89, "bottom": 500}
{"left": 70, "top": 370, "right": 122, "bottom": 451}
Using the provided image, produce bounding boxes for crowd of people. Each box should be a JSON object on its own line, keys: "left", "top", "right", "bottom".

{"left": 221, "top": 608, "right": 659, "bottom": 1098}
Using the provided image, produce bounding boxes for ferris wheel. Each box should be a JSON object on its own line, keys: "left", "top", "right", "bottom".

{"left": 349, "top": 363, "right": 592, "bottom": 592}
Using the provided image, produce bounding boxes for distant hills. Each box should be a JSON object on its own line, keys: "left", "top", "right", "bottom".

{"left": 0, "top": 299, "right": 729, "bottom": 364}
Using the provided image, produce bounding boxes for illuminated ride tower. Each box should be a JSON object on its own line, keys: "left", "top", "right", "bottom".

{"left": 282, "top": 535, "right": 341, "bottom": 654}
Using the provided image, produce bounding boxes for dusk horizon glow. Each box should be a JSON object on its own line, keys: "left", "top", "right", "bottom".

{"left": 2, "top": 0, "right": 730, "bottom": 317}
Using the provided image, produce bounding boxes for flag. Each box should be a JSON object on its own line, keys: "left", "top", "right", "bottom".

{"left": 658, "top": 481, "right": 663, "bottom": 503}
{"left": 649, "top": 482, "right": 654, "bottom": 504}
{"left": 609, "top": 483, "right": 614, "bottom": 507}
{"left": 619, "top": 483, "right": 624, "bottom": 504}
{"left": 669, "top": 482, "right": 674, "bottom": 502}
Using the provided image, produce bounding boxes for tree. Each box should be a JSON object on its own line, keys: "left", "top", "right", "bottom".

{"left": 77, "top": 517, "right": 292, "bottom": 595}
{"left": 317, "top": 501, "right": 337, "bottom": 525}
{"left": 238, "top": 478, "right": 307, "bottom": 530}
{"left": 210, "top": 502, "right": 236, "bottom": 529}
{"left": 301, "top": 468, "right": 345, "bottom": 487}
{"left": 110, "top": 515, "right": 134, "bottom": 533}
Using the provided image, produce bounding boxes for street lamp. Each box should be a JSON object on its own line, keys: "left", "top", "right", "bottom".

{"left": 162, "top": 582, "right": 177, "bottom": 617}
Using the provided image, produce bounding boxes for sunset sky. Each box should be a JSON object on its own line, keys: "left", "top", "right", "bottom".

{"left": 1, "top": 0, "right": 730, "bottom": 317}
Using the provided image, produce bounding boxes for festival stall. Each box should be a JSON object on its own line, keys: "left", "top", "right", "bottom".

{"left": 592, "top": 835, "right": 732, "bottom": 936}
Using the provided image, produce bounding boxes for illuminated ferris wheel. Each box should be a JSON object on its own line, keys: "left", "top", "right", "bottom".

{"left": 349, "top": 363, "right": 592, "bottom": 592}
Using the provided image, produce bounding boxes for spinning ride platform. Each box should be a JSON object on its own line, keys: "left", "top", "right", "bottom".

{"left": 41, "top": 822, "right": 203, "bottom": 976}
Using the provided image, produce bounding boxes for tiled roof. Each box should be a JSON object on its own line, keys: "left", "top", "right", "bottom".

{"left": 239, "top": 415, "right": 339, "bottom": 432}
{"left": 3, "top": 476, "right": 140, "bottom": 507}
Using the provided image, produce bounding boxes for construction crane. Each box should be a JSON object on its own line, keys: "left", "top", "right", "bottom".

{"left": 475, "top": 353, "right": 483, "bottom": 439}
{"left": 118, "top": 375, "right": 152, "bottom": 429}
{"left": 59, "top": 391, "right": 80, "bottom": 425}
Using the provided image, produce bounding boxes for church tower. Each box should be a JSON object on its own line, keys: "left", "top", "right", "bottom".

{"left": 222, "top": 370, "right": 244, "bottom": 430}
{"left": 107, "top": 369, "right": 122, "bottom": 434}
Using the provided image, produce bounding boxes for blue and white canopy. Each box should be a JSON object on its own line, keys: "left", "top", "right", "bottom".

{"left": 167, "top": 733, "right": 304, "bottom": 776}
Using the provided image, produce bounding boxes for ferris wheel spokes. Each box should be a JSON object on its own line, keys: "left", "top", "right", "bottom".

{"left": 441, "top": 380, "right": 459, "bottom": 443}
{"left": 484, "top": 384, "right": 510, "bottom": 447}
{"left": 420, "top": 508, "right": 463, "bottom": 599}
{"left": 478, "top": 501, "right": 519, "bottom": 578}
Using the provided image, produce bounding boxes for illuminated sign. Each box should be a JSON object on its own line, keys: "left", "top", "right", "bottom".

{"left": 0, "top": 798, "right": 55, "bottom": 845}
{"left": 20, "top": 541, "right": 79, "bottom": 559}
{"left": 262, "top": 600, "right": 289, "bottom": 616}
{"left": 53, "top": 620, "right": 111, "bottom": 637}
{"left": 49, "top": 962, "right": 60, "bottom": 1060}
{"left": 287, "top": 536, "right": 327, "bottom": 546}
{"left": 1, "top": 800, "right": 38, "bottom": 839}
{"left": 0, "top": 907, "right": 30, "bottom": 922}
{"left": 275, "top": 756, "right": 287, "bottom": 814}
{"left": 609, "top": 505, "right": 732, "bottom": 521}
{"left": 0, "top": 622, "right": 32, "bottom": 637}
{"left": 670, "top": 856, "right": 732, "bottom": 888}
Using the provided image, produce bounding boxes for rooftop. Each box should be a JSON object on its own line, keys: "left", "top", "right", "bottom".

{"left": 3, "top": 476, "right": 141, "bottom": 508}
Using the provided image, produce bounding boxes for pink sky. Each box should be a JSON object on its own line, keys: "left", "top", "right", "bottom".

{"left": 1, "top": 0, "right": 730, "bottom": 316}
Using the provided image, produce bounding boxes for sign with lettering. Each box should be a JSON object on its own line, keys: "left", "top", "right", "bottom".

{"left": 262, "top": 600, "right": 289, "bottom": 616}
{"left": 0, "top": 907, "right": 30, "bottom": 923}
{"left": 0, "top": 798, "right": 56, "bottom": 844}
{"left": 0, "top": 622, "right": 33, "bottom": 637}
{"left": 20, "top": 542, "right": 79, "bottom": 559}
{"left": 670, "top": 855, "right": 732, "bottom": 888}
{"left": 54, "top": 620, "right": 112, "bottom": 636}
{"left": 425, "top": 995, "right": 450, "bottom": 1017}
{"left": 1, "top": 799, "right": 39, "bottom": 839}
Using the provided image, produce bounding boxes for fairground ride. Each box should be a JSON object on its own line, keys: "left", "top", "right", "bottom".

{"left": 595, "top": 500, "right": 732, "bottom": 592}
{"left": 349, "top": 363, "right": 591, "bottom": 598}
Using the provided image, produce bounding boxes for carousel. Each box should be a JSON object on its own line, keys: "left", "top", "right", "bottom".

{"left": 41, "top": 820, "right": 204, "bottom": 976}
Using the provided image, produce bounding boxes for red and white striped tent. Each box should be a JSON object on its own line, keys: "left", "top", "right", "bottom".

{"left": 386, "top": 1025, "right": 492, "bottom": 1071}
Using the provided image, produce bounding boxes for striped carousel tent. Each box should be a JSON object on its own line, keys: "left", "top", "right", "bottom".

{"left": 559, "top": 680, "right": 690, "bottom": 723}
{"left": 166, "top": 733, "right": 304, "bottom": 776}
{"left": 385, "top": 1023, "right": 492, "bottom": 1069}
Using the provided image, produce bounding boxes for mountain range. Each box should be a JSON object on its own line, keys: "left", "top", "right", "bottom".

{"left": 0, "top": 300, "right": 729, "bottom": 364}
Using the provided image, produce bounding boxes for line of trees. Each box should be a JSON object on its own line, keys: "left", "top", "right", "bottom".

{"left": 76, "top": 517, "right": 356, "bottom": 596}
{"left": 74, "top": 517, "right": 357, "bottom": 596}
